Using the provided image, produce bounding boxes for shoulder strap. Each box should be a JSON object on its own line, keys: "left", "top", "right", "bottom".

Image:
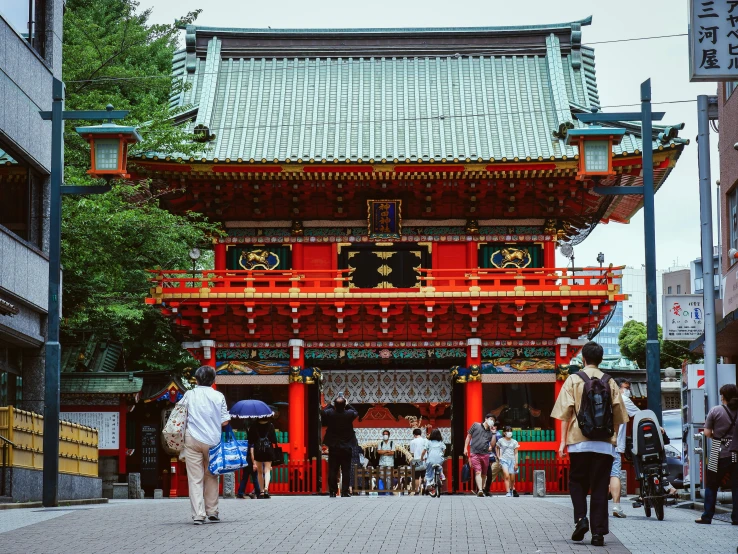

{"left": 722, "top": 405, "right": 737, "bottom": 434}
{"left": 576, "top": 371, "right": 590, "bottom": 383}
{"left": 600, "top": 373, "right": 612, "bottom": 384}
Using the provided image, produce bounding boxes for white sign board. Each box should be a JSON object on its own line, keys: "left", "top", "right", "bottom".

{"left": 663, "top": 294, "right": 705, "bottom": 340}
{"left": 723, "top": 262, "right": 738, "bottom": 318}
{"left": 689, "top": 0, "right": 738, "bottom": 81}
{"left": 687, "top": 363, "right": 737, "bottom": 389}
{"left": 60, "top": 411, "right": 120, "bottom": 450}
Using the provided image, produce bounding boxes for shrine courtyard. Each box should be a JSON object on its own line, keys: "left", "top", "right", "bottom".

{"left": 1, "top": 496, "right": 736, "bottom": 554}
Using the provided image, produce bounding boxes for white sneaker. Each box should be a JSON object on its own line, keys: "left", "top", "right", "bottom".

{"left": 612, "top": 506, "right": 627, "bottom": 518}
{"left": 505, "top": 492, "right": 512, "bottom": 497}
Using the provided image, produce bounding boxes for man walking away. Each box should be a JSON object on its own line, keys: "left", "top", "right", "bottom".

{"left": 464, "top": 413, "right": 496, "bottom": 497}
{"left": 552, "top": 341, "right": 627, "bottom": 547}
{"left": 321, "top": 395, "right": 358, "bottom": 498}
{"left": 610, "top": 378, "right": 639, "bottom": 518}
{"left": 483, "top": 417, "right": 502, "bottom": 496}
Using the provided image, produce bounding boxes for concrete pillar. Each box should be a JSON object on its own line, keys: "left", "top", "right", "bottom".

{"left": 222, "top": 472, "right": 235, "bottom": 498}
{"left": 127, "top": 472, "right": 141, "bottom": 499}
{"left": 533, "top": 470, "right": 546, "bottom": 497}
{"left": 20, "top": 348, "right": 45, "bottom": 413}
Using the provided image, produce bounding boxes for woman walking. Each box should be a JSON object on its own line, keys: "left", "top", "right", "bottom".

{"left": 183, "top": 366, "right": 231, "bottom": 524}
{"left": 496, "top": 426, "right": 520, "bottom": 497}
{"left": 249, "top": 416, "right": 278, "bottom": 498}
{"left": 696, "top": 384, "right": 738, "bottom": 525}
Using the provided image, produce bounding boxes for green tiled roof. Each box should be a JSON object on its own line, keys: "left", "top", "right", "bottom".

{"left": 60, "top": 373, "right": 143, "bottom": 395}
{"left": 154, "top": 19, "right": 684, "bottom": 164}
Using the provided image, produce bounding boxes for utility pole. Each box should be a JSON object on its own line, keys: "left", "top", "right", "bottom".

{"left": 575, "top": 79, "right": 667, "bottom": 422}
{"left": 40, "top": 78, "right": 129, "bottom": 507}
{"left": 696, "top": 95, "right": 719, "bottom": 411}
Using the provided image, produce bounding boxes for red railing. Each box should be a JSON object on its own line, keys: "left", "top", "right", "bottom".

{"left": 147, "top": 266, "right": 623, "bottom": 297}
{"left": 232, "top": 457, "right": 572, "bottom": 495}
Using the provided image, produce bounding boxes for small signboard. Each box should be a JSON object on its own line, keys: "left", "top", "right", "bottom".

{"left": 60, "top": 411, "right": 120, "bottom": 449}
{"left": 663, "top": 294, "right": 705, "bottom": 341}
{"left": 723, "top": 262, "right": 738, "bottom": 317}
{"left": 689, "top": 0, "right": 738, "bottom": 82}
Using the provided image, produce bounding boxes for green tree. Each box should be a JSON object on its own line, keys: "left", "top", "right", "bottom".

{"left": 618, "top": 319, "right": 701, "bottom": 370}
{"left": 60, "top": 0, "right": 218, "bottom": 371}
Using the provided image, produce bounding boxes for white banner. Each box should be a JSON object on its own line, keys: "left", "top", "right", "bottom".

{"left": 689, "top": 0, "right": 738, "bottom": 81}
{"left": 60, "top": 411, "right": 119, "bottom": 450}
{"left": 662, "top": 294, "right": 705, "bottom": 341}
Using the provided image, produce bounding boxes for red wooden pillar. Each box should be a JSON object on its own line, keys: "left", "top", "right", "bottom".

{"left": 292, "top": 243, "right": 304, "bottom": 270}
{"left": 288, "top": 339, "right": 306, "bottom": 461}
{"left": 465, "top": 338, "right": 483, "bottom": 432}
{"left": 214, "top": 242, "right": 227, "bottom": 289}
{"left": 118, "top": 402, "right": 127, "bottom": 474}
{"left": 543, "top": 240, "right": 555, "bottom": 267}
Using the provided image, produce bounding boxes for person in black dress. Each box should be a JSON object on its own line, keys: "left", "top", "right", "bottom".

{"left": 248, "top": 417, "right": 278, "bottom": 499}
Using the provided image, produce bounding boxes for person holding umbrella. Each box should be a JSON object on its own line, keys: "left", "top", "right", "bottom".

{"left": 230, "top": 399, "right": 277, "bottom": 499}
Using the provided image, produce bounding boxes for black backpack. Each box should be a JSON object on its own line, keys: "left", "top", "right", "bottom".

{"left": 254, "top": 425, "right": 274, "bottom": 457}
{"left": 575, "top": 371, "right": 614, "bottom": 440}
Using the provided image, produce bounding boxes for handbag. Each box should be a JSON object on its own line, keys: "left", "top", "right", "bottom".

{"left": 272, "top": 445, "right": 285, "bottom": 466}
{"left": 707, "top": 406, "right": 737, "bottom": 473}
{"left": 461, "top": 461, "right": 471, "bottom": 483}
{"left": 162, "top": 391, "right": 190, "bottom": 454}
{"left": 208, "top": 429, "right": 250, "bottom": 475}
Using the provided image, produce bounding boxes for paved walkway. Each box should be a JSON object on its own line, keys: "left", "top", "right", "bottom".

{"left": 0, "top": 495, "right": 735, "bottom": 554}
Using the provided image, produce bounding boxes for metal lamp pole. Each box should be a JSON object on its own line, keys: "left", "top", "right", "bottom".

{"left": 575, "top": 79, "right": 666, "bottom": 422}
{"left": 40, "top": 78, "right": 128, "bottom": 507}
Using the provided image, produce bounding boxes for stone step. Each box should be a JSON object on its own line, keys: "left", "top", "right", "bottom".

{"left": 0, "top": 496, "right": 12, "bottom": 504}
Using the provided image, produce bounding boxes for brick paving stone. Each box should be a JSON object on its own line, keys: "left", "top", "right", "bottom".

{"left": 4, "top": 494, "right": 729, "bottom": 554}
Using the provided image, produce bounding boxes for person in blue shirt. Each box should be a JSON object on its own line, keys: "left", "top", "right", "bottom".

{"left": 424, "top": 429, "right": 446, "bottom": 495}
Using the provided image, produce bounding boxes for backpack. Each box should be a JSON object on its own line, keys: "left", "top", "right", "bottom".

{"left": 575, "top": 371, "right": 614, "bottom": 441}
{"left": 254, "top": 425, "right": 274, "bottom": 458}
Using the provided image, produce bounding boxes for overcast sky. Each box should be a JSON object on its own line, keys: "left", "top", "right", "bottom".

{"left": 142, "top": 0, "right": 720, "bottom": 271}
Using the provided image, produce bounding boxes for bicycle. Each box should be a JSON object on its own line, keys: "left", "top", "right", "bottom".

{"left": 428, "top": 464, "right": 443, "bottom": 498}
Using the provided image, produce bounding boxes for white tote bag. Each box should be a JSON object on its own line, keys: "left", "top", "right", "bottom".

{"left": 162, "top": 391, "right": 190, "bottom": 454}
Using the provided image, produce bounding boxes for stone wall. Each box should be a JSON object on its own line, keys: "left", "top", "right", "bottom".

{"left": 4, "top": 467, "right": 102, "bottom": 503}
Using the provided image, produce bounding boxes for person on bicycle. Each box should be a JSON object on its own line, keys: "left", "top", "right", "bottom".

{"left": 409, "top": 428, "right": 428, "bottom": 495}
{"left": 424, "top": 429, "right": 446, "bottom": 495}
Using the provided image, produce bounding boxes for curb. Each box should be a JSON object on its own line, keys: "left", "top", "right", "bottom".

{"left": 0, "top": 498, "right": 108, "bottom": 510}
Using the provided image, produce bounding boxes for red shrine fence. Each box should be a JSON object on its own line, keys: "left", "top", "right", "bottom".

{"left": 237, "top": 457, "right": 601, "bottom": 495}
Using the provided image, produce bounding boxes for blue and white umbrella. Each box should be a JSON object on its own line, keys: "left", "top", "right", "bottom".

{"left": 229, "top": 399, "right": 274, "bottom": 419}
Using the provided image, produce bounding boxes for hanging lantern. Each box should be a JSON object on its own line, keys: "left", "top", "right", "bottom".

{"left": 566, "top": 126, "right": 626, "bottom": 181}
{"left": 75, "top": 105, "right": 142, "bottom": 179}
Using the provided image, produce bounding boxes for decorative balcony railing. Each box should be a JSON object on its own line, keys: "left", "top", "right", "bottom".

{"left": 147, "top": 266, "right": 623, "bottom": 300}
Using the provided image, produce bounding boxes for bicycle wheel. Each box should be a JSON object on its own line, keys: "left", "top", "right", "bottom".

{"left": 653, "top": 497, "right": 664, "bottom": 521}
{"left": 434, "top": 473, "right": 442, "bottom": 498}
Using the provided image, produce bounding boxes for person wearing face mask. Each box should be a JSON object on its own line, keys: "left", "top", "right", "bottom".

{"left": 609, "top": 378, "right": 639, "bottom": 518}
{"left": 483, "top": 418, "right": 503, "bottom": 496}
{"left": 464, "top": 413, "right": 497, "bottom": 497}
{"left": 496, "top": 426, "right": 520, "bottom": 497}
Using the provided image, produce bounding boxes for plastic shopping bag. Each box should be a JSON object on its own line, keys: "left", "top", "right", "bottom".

{"left": 208, "top": 430, "right": 249, "bottom": 475}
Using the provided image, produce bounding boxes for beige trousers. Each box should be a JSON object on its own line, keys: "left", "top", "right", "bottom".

{"left": 184, "top": 433, "right": 219, "bottom": 521}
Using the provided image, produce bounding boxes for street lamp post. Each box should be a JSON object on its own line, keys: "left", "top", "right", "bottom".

{"left": 39, "top": 78, "right": 138, "bottom": 507}
{"left": 574, "top": 79, "right": 666, "bottom": 423}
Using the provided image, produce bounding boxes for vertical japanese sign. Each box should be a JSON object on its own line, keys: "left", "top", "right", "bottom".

{"left": 662, "top": 294, "right": 705, "bottom": 340}
{"left": 690, "top": 0, "right": 738, "bottom": 81}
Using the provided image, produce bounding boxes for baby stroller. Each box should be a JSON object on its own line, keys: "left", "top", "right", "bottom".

{"left": 629, "top": 409, "right": 669, "bottom": 521}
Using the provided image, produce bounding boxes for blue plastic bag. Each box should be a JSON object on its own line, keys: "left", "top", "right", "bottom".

{"left": 208, "top": 430, "right": 249, "bottom": 475}
{"left": 461, "top": 462, "right": 471, "bottom": 483}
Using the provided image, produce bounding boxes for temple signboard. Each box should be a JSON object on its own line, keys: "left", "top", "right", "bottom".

{"left": 60, "top": 411, "right": 120, "bottom": 449}
{"left": 662, "top": 294, "right": 705, "bottom": 341}
{"left": 689, "top": 0, "right": 738, "bottom": 81}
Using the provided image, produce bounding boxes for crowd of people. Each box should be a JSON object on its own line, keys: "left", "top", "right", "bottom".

{"left": 178, "top": 342, "right": 738, "bottom": 542}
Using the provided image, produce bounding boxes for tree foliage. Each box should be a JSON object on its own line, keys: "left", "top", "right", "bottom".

{"left": 60, "top": 0, "right": 218, "bottom": 371}
{"left": 617, "top": 319, "right": 701, "bottom": 370}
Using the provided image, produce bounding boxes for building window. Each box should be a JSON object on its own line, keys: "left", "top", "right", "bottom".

{"left": 0, "top": 0, "right": 47, "bottom": 58}
{"left": 677, "top": 284, "right": 681, "bottom": 294}
{"left": 730, "top": 185, "right": 738, "bottom": 262}
{"left": 0, "top": 143, "right": 44, "bottom": 247}
{"left": 667, "top": 286, "right": 672, "bottom": 294}
{"left": 728, "top": 82, "right": 738, "bottom": 99}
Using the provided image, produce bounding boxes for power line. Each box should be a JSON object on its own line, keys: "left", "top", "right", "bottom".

{"left": 133, "top": 98, "right": 696, "bottom": 135}
{"left": 65, "top": 32, "right": 688, "bottom": 85}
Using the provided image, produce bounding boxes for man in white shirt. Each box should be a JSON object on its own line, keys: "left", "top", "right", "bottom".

{"left": 408, "top": 428, "right": 428, "bottom": 494}
{"left": 183, "top": 366, "right": 231, "bottom": 524}
{"left": 610, "top": 378, "right": 640, "bottom": 518}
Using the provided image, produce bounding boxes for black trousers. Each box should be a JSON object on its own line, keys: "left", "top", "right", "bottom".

{"left": 569, "top": 452, "right": 613, "bottom": 536}
{"left": 328, "top": 446, "right": 353, "bottom": 495}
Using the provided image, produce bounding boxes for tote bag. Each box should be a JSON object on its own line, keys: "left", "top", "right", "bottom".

{"left": 162, "top": 391, "right": 190, "bottom": 454}
{"left": 208, "top": 430, "right": 250, "bottom": 475}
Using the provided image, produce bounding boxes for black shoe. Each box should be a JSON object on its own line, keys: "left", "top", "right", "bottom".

{"left": 236, "top": 494, "right": 245, "bottom": 499}
{"left": 193, "top": 519, "right": 205, "bottom": 525}
{"left": 571, "top": 517, "right": 589, "bottom": 542}
{"left": 262, "top": 490, "right": 270, "bottom": 499}
{"left": 340, "top": 492, "right": 351, "bottom": 497}
{"left": 695, "top": 518, "right": 711, "bottom": 524}
{"left": 329, "top": 492, "right": 337, "bottom": 498}
{"left": 591, "top": 534, "right": 604, "bottom": 547}
{"left": 512, "top": 490, "right": 519, "bottom": 498}
{"left": 207, "top": 515, "right": 220, "bottom": 523}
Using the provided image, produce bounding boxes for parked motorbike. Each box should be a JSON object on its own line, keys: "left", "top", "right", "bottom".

{"left": 629, "top": 409, "right": 670, "bottom": 521}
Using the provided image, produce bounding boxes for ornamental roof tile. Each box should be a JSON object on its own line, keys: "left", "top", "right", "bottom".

{"left": 158, "top": 19, "right": 684, "bottom": 165}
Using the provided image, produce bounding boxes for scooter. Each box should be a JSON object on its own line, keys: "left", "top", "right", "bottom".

{"left": 629, "top": 409, "right": 670, "bottom": 520}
